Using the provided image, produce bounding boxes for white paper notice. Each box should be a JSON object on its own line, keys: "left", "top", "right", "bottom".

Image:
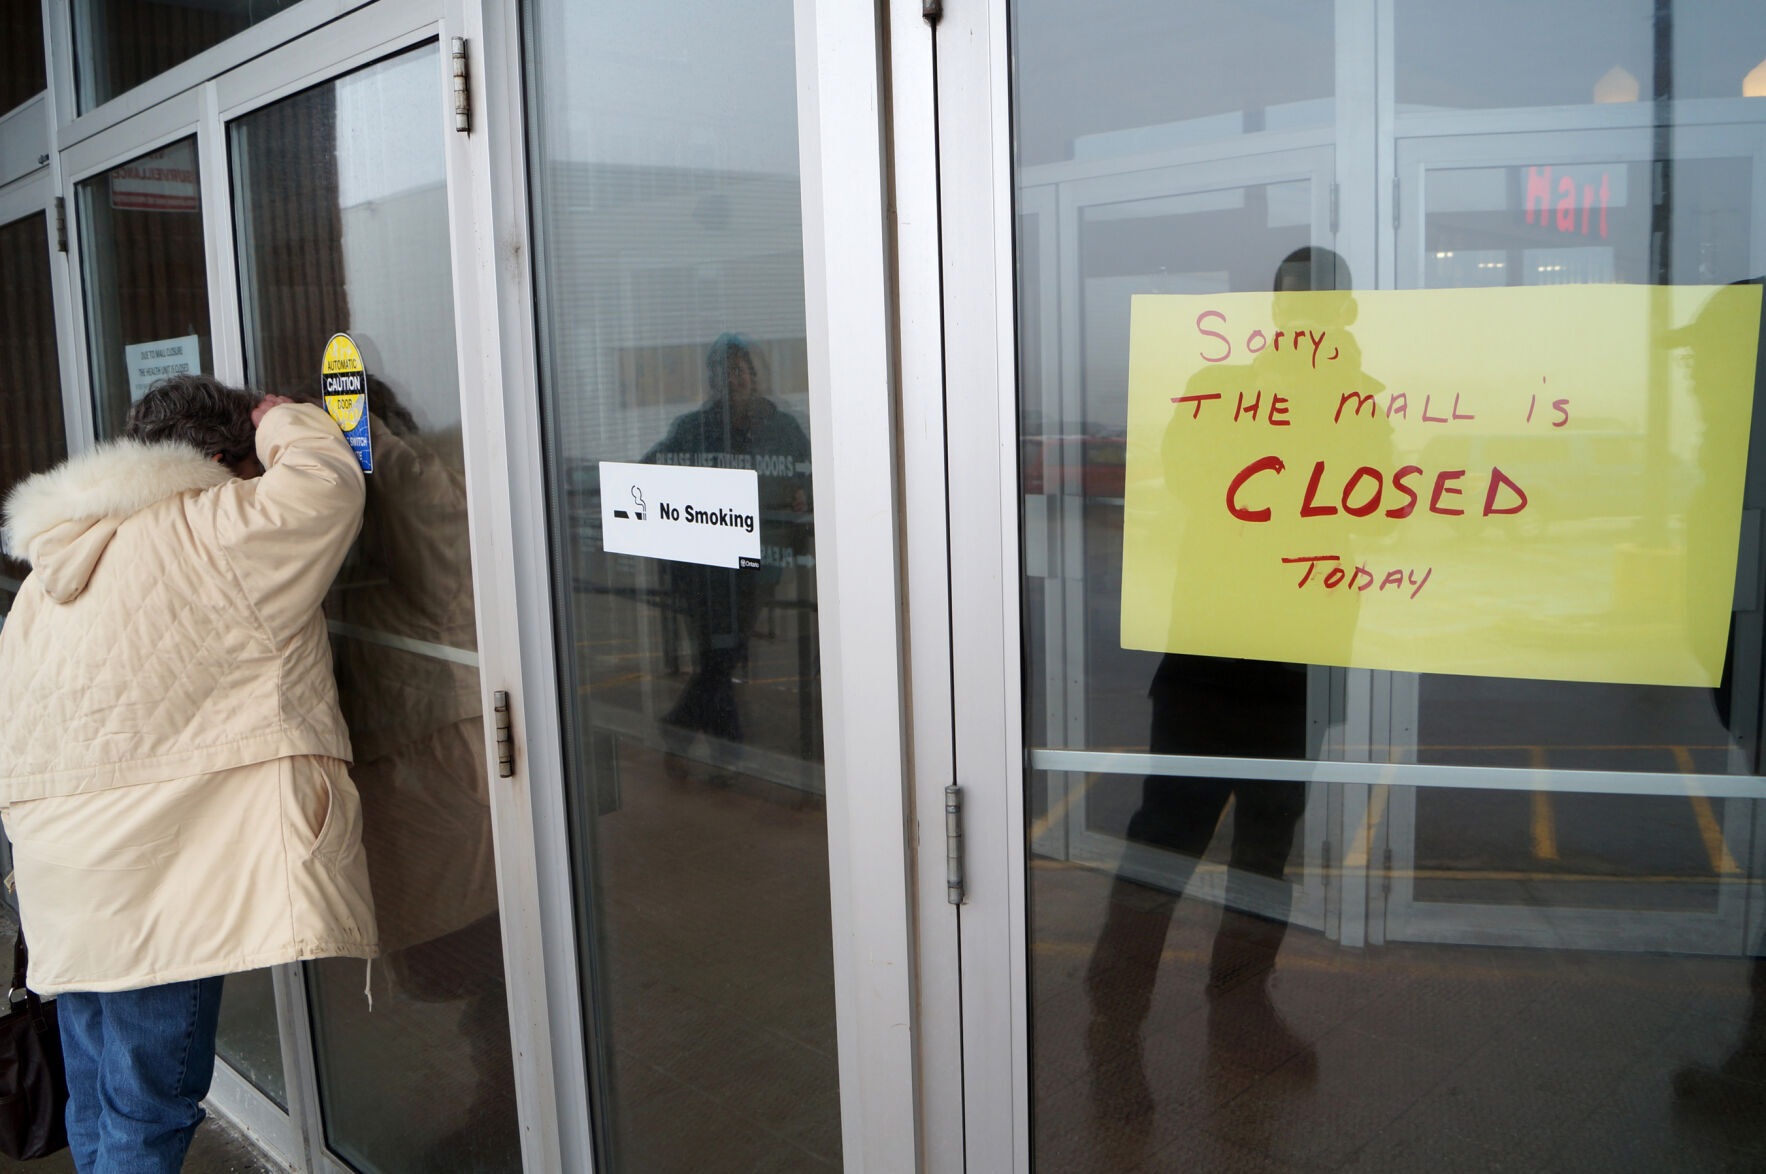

{"left": 599, "top": 461, "right": 762, "bottom": 569}
{"left": 125, "top": 335, "right": 201, "bottom": 401}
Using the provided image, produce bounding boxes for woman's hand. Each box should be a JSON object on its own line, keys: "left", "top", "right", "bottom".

{"left": 252, "top": 394, "right": 295, "bottom": 428}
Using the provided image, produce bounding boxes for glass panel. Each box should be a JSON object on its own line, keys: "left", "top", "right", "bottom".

{"left": 72, "top": 0, "right": 303, "bottom": 112}
{"left": 2, "top": 0, "right": 47, "bottom": 114}
{"left": 526, "top": 1, "right": 841, "bottom": 1170}
{"left": 1396, "top": 0, "right": 1766, "bottom": 112}
{"left": 1015, "top": 0, "right": 1334, "bottom": 168}
{"left": 74, "top": 140, "right": 289, "bottom": 1110}
{"left": 77, "top": 135, "right": 211, "bottom": 441}
{"left": 215, "top": 968, "right": 286, "bottom": 1108}
{"left": 230, "top": 44, "right": 517, "bottom": 1173}
{"left": 1012, "top": 2, "right": 1766, "bottom": 1171}
{"left": 0, "top": 212, "right": 63, "bottom": 620}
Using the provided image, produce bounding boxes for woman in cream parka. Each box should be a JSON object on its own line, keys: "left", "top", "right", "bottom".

{"left": 0, "top": 376, "right": 377, "bottom": 1174}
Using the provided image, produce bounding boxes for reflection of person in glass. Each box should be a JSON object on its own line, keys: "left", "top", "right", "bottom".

{"left": 1085, "top": 248, "right": 1383, "bottom": 1135}
{"left": 646, "top": 334, "right": 811, "bottom": 766}
{"left": 323, "top": 376, "right": 517, "bottom": 1169}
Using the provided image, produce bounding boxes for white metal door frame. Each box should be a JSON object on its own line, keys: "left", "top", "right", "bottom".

{"left": 925, "top": 0, "right": 1028, "bottom": 1168}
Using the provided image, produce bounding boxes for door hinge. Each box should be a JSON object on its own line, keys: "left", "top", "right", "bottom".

{"left": 945, "top": 784, "right": 965, "bottom": 905}
{"left": 54, "top": 197, "right": 66, "bottom": 253}
{"left": 451, "top": 37, "right": 470, "bottom": 133}
{"left": 1391, "top": 176, "right": 1401, "bottom": 230}
{"left": 923, "top": 0, "right": 943, "bottom": 23}
{"left": 1329, "top": 183, "right": 1339, "bottom": 235}
{"left": 493, "top": 690, "right": 515, "bottom": 778}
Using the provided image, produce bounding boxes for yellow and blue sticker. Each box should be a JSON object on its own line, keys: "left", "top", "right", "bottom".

{"left": 321, "top": 332, "right": 373, "bottom": 474}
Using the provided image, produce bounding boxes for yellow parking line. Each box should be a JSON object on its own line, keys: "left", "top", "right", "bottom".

{"left": 1029, "top": 772, "right": 1094, "bottom": 844}
{"left": 1672, "top": 746, "right": 1741, "bottom": 876}
{"left": 1343, "top": 785, "right": 1388, "bottom": 870}
{"left": 1528, "top": 747, "right": 1558, "bottom": 861}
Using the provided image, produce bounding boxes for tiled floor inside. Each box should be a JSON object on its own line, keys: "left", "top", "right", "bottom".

{"left": 1033, "top": 857, "right": 1766, "bottom": 1174}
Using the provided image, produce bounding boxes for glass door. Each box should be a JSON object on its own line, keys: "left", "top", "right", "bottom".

{"left": 521, "top": 1, "right": 845, "bottom": 1169}
{"left": 936, "top": 1, "right": 1766, "bottom": 1171}
{"left": 222, "top": 35, "right": 518, "bottom": 1174}
{"left": 54, "top": 5, "right": 569, "bottom": 1167}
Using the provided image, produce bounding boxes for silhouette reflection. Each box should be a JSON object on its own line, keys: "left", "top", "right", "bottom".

{"left": 323, "top": 378, "right": 518, "bottom": 1171}
{"left": 645, "top": 334, "right": 812, "bottom": 771}
{"left": 1084, "top": 248, "right": 1383, "bottom": 1147}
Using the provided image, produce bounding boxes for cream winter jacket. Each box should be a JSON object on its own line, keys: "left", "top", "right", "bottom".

{"left": 0, "top": 403, "right": 378, "bottom": 995}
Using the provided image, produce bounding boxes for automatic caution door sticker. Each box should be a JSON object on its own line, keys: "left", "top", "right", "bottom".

{"left": 599, "top": 461, "right": 761, "bottom": 569}
{"left": 321, "top": 332, "right": 373, "bottom": 474}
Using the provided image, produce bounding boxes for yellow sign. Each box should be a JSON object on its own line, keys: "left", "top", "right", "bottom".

{"left": 1120, "top": 284, "right": 1761, "bottom": 687}
{"left": 320, "top": 332, "right": 373, "bottom": 473}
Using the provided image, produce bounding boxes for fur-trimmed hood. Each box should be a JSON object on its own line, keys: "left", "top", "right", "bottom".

{"left": 2, "top": 440, "right": 232, "bottom": 602}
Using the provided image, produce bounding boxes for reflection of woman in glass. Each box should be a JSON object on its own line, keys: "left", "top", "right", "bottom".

{"left": 646, "top": 334, "right": 811, "bottom": 767}
{"left": 1085, "top": 248, "right": 1380, "bottom": 1139}
{"left": 325, "top": 377, "right": 517, "bottom": 1168}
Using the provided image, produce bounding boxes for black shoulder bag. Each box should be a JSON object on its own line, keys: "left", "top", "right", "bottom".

{"left": 0, "top": 930, "right": 69, "bottom": 1159}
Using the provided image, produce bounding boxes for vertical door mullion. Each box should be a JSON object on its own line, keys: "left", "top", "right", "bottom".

{"left": 885, "top": 0, "right": 967, "bottom": 1167}
{"left": 933, "top": 0, "right": 1030, "bottom": 1169}
{"left": 271, "top": 963, "right": 326, "bottom": 1170}
{"left": 435, "top": 6, "right": 577, "bottom": 1171}
{"left": 466, "top": 0, "right": 601, "bottom": 1167}
{"left": 199, "top": 81, "right": 244, "bottom": 384}
{"left": 792, "top": 0, "right": 924, "bottom": 1168}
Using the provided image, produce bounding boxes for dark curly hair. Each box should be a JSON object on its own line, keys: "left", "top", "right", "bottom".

{"left": 125, "top": 374, "right": 257, "bottom": 467}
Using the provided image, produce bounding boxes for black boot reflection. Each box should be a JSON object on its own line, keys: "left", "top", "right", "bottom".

{"left": 1084, "top": 654, "right": 1314, "bottom": 1143}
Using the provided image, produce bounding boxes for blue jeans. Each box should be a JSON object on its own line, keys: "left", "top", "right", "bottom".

{"left": 57, "top": 977, "right": 225, "bottom": 1174}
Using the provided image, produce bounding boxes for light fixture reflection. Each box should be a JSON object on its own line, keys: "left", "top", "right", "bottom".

{"left": 1745, "top": 57, "right": 1766, "bottom": 98}
{"left": 1594, "top": 65, "right": 1640, "bottom": 104}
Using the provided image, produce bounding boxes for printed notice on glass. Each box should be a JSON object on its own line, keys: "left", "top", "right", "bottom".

{"left": 1120, "top": 284, "right": 1762, "bottom": 687}
{"left": 600, "top": 461, "right": 761, "bottom": 570}
{"left": 125, "top": 335, "right": 200, "bottom": 401}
